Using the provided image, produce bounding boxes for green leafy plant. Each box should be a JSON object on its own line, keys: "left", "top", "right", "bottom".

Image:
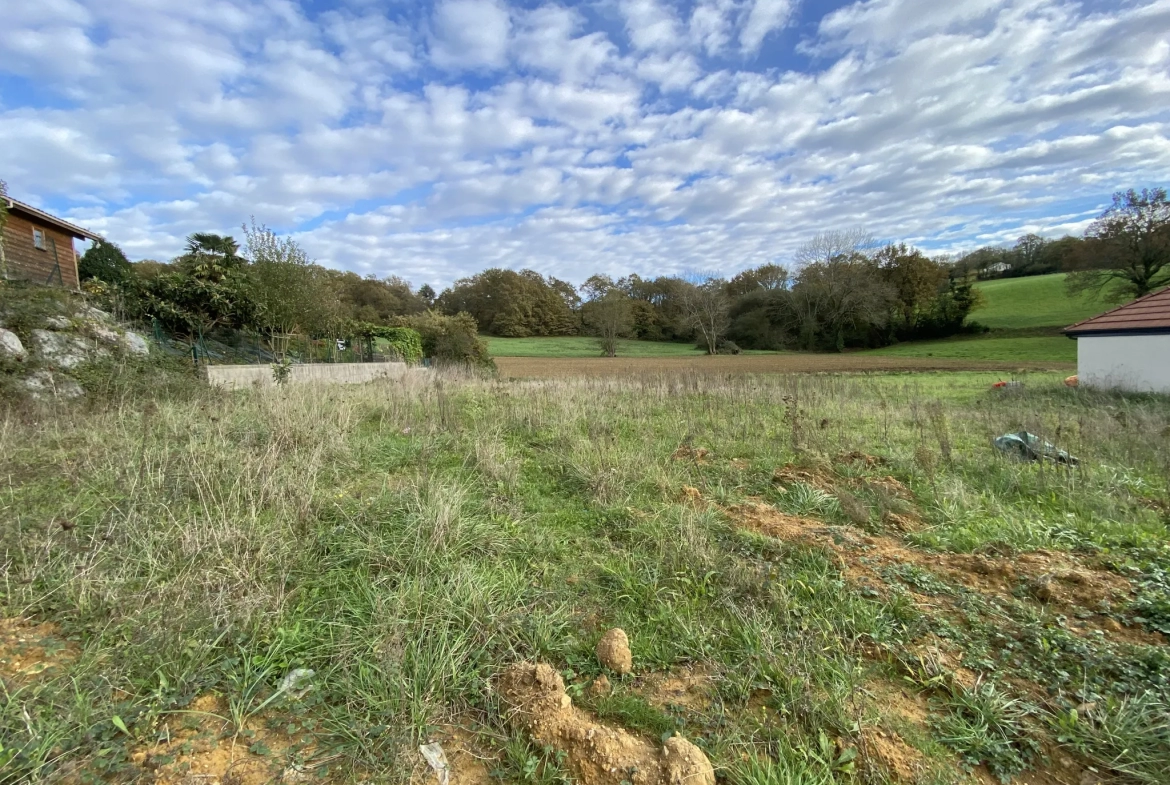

{"left": 931, "top": 680, "right": 1040, "bottom": 783}
{"left": 271, "top": 359, "right": 292, "bottom": 385}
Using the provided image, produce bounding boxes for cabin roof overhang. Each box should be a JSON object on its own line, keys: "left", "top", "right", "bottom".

{"left": 4, "top": 197, "right": 104, "bottom": 243}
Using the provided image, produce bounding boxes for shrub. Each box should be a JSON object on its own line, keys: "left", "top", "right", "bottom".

{"left": 716, "top": 338, "right": 741, "bottom": 355}
{"left": 391, "top": 311, "right": 495, "bottom": 369}
{"left": 350, "top": 323, "right": 424, "bottom": 364}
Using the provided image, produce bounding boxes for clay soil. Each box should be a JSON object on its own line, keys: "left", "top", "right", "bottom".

{"left": 730, "top": 499, "right": 1159, "bottom": 645}
{"left": 495, "top": 355, "right": 1072, "bottom": 378}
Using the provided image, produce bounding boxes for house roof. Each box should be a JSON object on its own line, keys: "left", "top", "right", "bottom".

{"left": 4, "top": 197, "right": 104, "bottom": 242}
{"left": 1064, "top": 285, "right": 1170, "bottom": 336}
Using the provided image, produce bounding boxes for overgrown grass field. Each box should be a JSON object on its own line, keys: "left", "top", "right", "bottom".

{"left": 2, "top": 371, "right": 1169, "bottom": 784}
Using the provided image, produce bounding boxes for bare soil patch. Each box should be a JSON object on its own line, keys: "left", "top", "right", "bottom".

{"left": 637, "top": 665, "right": 715, "bottom": 712}
{"left": 410, "top": 723, "right": 496, "bottom": 785}
{"left": 0, "top": 616, "right": 77, "bottom": 683}
{"left": 495, "top": 355, "right": 1072, "bottom": 378}
{"left": 727, "top": 501, "right": 1159, "bottom": 645}
{"left": 862, "top": 728, "right": 925, "bottom": 782}
{"left": 127, "top": 694, "right": 322, "bottom": 785}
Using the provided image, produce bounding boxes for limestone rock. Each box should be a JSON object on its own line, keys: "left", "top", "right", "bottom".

{"left": 81, "top": 305, "right": 113, "bottom": 322}
{"left": 596, "top": 628, "right": 632, "bottom": 675}
{"left": 88, "top": 324, "right": 123, "bottom": 348}
{"left": 661, "top": 736, "right": 715, "bottom": 785}
{"left": 0, "top": 328, "right": 26, "bottom": 362}
{"left": 45, "top": 315, "right": 73, "bottom": 330}
{"left": 22, "top": 370, "right": 84, "bottom": 400}
{"left": 31, "top": 329, "right": 95, "bottom": 369}
{"left": 88, "top": 324, "right": 149, "bottom": 356}
{"left": 123, "top": 330, "right": 149, "bottom": 355}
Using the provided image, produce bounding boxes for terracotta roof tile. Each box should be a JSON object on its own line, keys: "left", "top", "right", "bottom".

{"left": 1064, "top": 285, "right": 1170, "bottom": 334}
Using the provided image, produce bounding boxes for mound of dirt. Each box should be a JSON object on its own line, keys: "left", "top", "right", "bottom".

{"left": 772, "top": 465, "right": 837, "bottom": 494}
{"left": 498, "top": 662, "right": 714, "bottom": 785}
{"left": 596, "top": 628, "right": 633, "bottom": 675}
{"left": 661, "top": 736, "right": 715, "bottom": 785}
{"left": 670, "top": 446, "right": 710, "bottom": 463}
{"left": 589, "top": 675, "right": 612, "bottom": 697}
{"left": 836, "top": 451, "right": 888, "bottom": 468}
{"left": 727, "top": 502, "right": 1159, "bottom": 645}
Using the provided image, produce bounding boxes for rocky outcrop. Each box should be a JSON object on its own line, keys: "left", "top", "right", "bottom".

{"left": 0, "top": 328, "right": 26, "bottom": 362}
{"left": 1, "top": 287, "right": 153, "bottom": 400}
{"left": 88, "top": 323, "right": 150, "bottom": 356}
{"left": 30, "top": 329, "right": 103, "bottom": 370}
{"left": 22, "top": 370, "right": 85, "bottom": 400}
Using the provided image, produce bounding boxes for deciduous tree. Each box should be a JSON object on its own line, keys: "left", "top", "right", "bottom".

{"left": 680, "top": 278, "right": 730, "bottom": 354}
{"left": 581, "top": 289, "right": 634, "bottom": 357}
{"left": 243, "top": 219, "right": 316, "bottom": 358}
{"left": 1068, "top": 188, "right": 1170, "bottom": 300}
{"left": 793, "top": 229, "right": 875, "bottom": 268}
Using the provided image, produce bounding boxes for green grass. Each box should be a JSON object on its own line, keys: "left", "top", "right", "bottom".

{"left": 970, "top": 273, "right": 1114, "bottom": 330}
{"left": 484, "top": 335, "right": 707, "bottom": 357}
{"left": 3, "top": 369, "right": 1169, "bottom": 783}
{"left": 864, "top": 335, "right": 1076, "bottom": 363}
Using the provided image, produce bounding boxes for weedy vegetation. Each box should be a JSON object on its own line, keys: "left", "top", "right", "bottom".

{"left": 1, "top": 367, "right": 1169, "bottom": 784}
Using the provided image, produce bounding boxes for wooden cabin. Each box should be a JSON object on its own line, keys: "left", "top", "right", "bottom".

{"left": 1, "top": 196, "right": 104, "bottom": 290}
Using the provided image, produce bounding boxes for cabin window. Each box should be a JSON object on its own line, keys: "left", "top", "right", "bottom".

{"left": 32, "top": 228, "right": 46, "bottom": 250}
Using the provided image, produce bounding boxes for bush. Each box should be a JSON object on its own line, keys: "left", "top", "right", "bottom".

{"left": 391, "top": 311, "right": 495, "bottom": 369}
{"left": 351, "top": 323, "right": 424, "bottom": 364}
{"left": 716, "top": 339, "right": 741, "bottom": 355}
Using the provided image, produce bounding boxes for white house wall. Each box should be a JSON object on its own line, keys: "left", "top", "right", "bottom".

{"left": 1078, "top": 334, "right": 1170, "bottom": 392}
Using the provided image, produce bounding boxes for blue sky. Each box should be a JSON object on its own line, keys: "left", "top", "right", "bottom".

{"left": 2, "top": 0, "right": 1168, "bottom": 288}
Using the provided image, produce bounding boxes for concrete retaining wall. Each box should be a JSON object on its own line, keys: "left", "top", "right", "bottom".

{"left": 205, "top": 362, "right": 419, "bottom": 390}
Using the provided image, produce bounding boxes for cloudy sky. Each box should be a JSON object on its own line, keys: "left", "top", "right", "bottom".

{"left": 2, "top": 0, "right": 1168, "bottom": 287}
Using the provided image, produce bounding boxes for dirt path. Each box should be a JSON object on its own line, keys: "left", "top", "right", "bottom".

{"left": 494, "top": 355, "right": 1073, "bottom": 378}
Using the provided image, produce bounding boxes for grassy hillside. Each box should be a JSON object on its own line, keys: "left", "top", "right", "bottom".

{"left": 3, "top": 372, "right": 1169, "bottom": 783}
{"left": 969, "top": 273, "right": 1113, "bottom": 330}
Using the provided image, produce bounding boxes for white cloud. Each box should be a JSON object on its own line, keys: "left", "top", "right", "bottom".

{"left": 429, "top": 0, "right": 512, "bottom": 71}
{"left": 0, "top": 0, "right": 1167, "bottom": 287}
{"left": 689, "top": 0, "right": 739, "bottom": 55}
{"left": 740, "top": 0, "right": 796, "bottom": 55}
{"left": 620, "top": 0, "right": 683, "bottom": 51}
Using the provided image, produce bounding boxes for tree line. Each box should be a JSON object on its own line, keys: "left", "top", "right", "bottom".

{"left": 79, "top": 220, "right": 490, "bottom": 365}
{"left": 79, "top": 187, "right": 1169, "bottom": 359}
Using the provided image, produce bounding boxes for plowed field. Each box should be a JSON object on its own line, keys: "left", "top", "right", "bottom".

{"left": 495, "top": 353, "right": 1073, "bottom": 378}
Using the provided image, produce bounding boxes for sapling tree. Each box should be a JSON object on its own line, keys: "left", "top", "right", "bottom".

{"left": 244, "top": 218, "right": 316, "bottom": 359}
